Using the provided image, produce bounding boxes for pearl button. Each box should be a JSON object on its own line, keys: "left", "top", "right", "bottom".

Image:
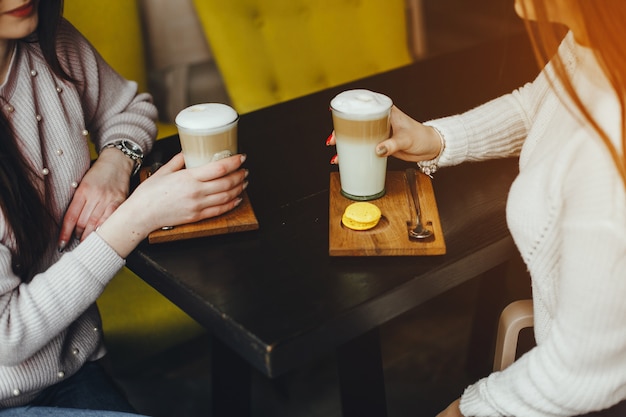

{"left": 36, "top": 114, "right": 42, "bottom": 122}
{"left": 93, "top": 327, "right": 99, "bottom": 332}
{"left": 12, "top": 388, "right": 20, "bottom": 396}
{"left": 30, "top": 69, "right": 37, "bottom": 77}
{"left": 42, "top": 168, "right": 49, "bottom": 176}
{"left": 71, "top": 181, "right": 78, "bottom": 188}
{"left": 56, "top": 149, "right": 64, "bottom": 156}
{"left": 57, "top": 371, "right": 65, "bottom": 378}
{"left": 56, "top": 86, "right": 63, "bottom": 93}
{"left": 4, "top": 104, "right": 14, "bottom": 112}
{"left": 72, "top": 348, "right": 80, "bottom": 355}
{"left": 81, "top": 129, "right": 89, "bottom": 136}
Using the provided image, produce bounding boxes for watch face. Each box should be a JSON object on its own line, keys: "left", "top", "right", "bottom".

{"left": 122, "top": 140, "right": 143, "bottom": 157}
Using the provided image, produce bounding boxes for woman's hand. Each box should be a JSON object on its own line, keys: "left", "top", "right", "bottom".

{"left": 95, "top": 152, "right": 248, "bottom": 258}
{"left": 436, "top": 398, "right": 464, "bottom": 417}
{"left": 58, "top": 148, "right": 134, "bottom": 251}
{"left": 131, "top": 153, "right": 248, "bottom": 230}
{"left": 326, "top": 106, "right": 442, "bottom": 164}
{"left": 376, "top": 106, "right": 442, "bottom": 162}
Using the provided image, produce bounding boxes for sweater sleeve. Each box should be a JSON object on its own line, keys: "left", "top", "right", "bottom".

{"left": 0, "top": 232, "right": 124, "bottom": 366}
{"left": 424, "top": 66, "right": 553, "bottom": 168}
{"left": 55, "top": 19, "right": 157, "bottom": 154}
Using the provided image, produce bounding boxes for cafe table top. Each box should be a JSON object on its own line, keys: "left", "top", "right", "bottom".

{"left": 127, "top": 32, "right": 539, "bottom": 379}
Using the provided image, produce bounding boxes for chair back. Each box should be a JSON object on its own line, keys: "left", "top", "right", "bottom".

{"left": 493, "top": 299, "right": 534, "bottom": 371}
{"left": 192, "top": 0, "right": 415, "bottom": 113}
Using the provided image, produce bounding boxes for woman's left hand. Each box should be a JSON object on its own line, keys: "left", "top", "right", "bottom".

{"left": 436, "top": 398, "right": 464, "bottom": 417}
{"left": 58, "top": 148, "right": 134, "bottom": 250}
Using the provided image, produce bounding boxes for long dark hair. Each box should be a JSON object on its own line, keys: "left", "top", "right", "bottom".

{"left": 0, "top": 0, "right": 70, "bottom": 280}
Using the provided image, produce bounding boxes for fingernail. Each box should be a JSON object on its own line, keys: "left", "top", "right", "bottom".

{"left": 376, "top": 145, "right": 387, "bottom": 156}
{"left": 243, "top": 180, "right": 249, "bottom": 190}
{"left": 240, "top": 154, "right": 247, "bottom": 163}
{"left": 325, "top": 133, "right": 334, "bottom": 146}
{"left": 244, "top": 169, "right": 249, "bottom": 178}
{"left": 234, "top": 197, "right": 243, "bottom": 207}
{"left": 58, "top": 241, "right": 67, "bottom": 253}
{"left": 330, "top": 155, "right": 338, "bottom": 165}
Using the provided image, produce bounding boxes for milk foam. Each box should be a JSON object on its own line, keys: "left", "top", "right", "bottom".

{"left": 175, "top": 103, "right": 238, "bottom": 134}
{"left": 330, "top": 89, "right": 392, "bottom": 120}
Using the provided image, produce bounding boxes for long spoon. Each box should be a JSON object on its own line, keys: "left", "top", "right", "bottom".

{"left": 405, "top": 168, "right": 433, "bottom": 240}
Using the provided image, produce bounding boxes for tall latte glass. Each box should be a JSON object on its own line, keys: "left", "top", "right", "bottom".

{"left": 175, "top": 103, "right": 239, "bottom": 168}
{"left": 330, "top": 89, "right": 392, "bottom": 200}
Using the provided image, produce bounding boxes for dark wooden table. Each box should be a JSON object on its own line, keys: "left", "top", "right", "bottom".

{"left": 127, "top": 32, "right": 538, "bottom": 417}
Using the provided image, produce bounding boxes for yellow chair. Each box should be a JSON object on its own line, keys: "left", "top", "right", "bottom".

{"left": 192, "top": 0, "right": 417, "bottom": 114}
{"left": 63, "top": 0, "right": 204, "bottom": 370}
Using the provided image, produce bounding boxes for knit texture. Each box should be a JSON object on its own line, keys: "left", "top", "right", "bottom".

{"left": 429, "top": 33, "right": 626, "bottom": 417}
{"left": 0, "top": 20, "right": 156, "bottom": 407}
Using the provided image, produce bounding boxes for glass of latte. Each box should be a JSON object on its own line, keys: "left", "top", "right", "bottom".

{"left": 175, "top": 103, "right": 239, "bottom": 168}
{"left": 330, "top": 89, "right": 392, "bottom": 201}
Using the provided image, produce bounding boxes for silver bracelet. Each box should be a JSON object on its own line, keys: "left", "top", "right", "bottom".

{"left": 417, "top": 126, "right": 445, "bottom": 178}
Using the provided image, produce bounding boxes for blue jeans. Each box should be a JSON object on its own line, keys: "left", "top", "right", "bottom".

{"left": 0, "top": 361, "right": 145, "bottom": 416}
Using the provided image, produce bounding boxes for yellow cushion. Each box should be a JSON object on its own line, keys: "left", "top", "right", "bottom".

{"left": 192, "top": 0, "right": 413, "bottom": 114}
{"left": 95, "top": 268, "right": 204, "bottom": 369}
{"left": 64, "top": 0, "right": 176, "bottom": 141}
{"left": 64, "top": 1, "right": 147, "bottom": 92}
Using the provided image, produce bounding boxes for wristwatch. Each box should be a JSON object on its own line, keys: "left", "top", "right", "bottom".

{"left": 103, "top": 139, "right": 144, "bottom": 176}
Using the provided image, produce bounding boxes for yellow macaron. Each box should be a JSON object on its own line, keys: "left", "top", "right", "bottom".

{"left": 341, "top": 202, "right": 382, "bottom": 231}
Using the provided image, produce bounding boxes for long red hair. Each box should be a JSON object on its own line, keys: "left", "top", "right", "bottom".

{"left": 520, "top": 0, "right": 626, "bottom": 186}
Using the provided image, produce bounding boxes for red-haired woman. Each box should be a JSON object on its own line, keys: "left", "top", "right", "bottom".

{"left": 345, "top": 0, "right": 626, "bottom": 416}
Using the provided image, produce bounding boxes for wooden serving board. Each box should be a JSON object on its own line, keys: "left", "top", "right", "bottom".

{"left": 140, "top": 168, "right": 259, "bottom": 244}
{"left": 329, "top": 171, "right": 445, "bottom": 256}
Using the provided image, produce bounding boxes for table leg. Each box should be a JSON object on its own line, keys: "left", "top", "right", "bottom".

{"left": 211, "top": 337, "right": 252, "bottom": 417}
{"left": 336, "top": 328, "right": 388, "bottom": 417}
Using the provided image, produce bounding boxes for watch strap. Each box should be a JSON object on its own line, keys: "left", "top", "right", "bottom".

{"left": 103, "top": 140, "right": 143, "bottom": 176}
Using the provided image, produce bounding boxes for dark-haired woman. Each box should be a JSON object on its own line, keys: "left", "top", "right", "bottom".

{"left": 0, "top": 0, "right": 247, "bottom": 415}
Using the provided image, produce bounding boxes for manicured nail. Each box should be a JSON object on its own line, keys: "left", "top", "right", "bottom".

{"left": 325, "top": 133, "right": 334, "bottom": 146}
{"left": 376, "top": 145, "right": 388, "bottom": 156}
{"left": 240, "top": 154, "right": 247, "bottom": 163}
{"left": 58, "top": 240, "right": 67, "bottom": 253}
{"left": 234, "top": 197, "right": 243, "bottom": 207}
{"left": 243, "top": 180, "right": 249, "bottom": 190}
{"left": 243, "top": 169, "right": 249, "bottom": 178}
{"left": 330, "top": 155, "right": 338, "bottom": 165}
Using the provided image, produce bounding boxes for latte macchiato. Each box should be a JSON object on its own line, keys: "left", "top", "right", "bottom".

{"left": 175, "top": 103, "right": 239, "bottom": 168}
{"left": 330, "top": 90, "right": 392, "bottom": 200}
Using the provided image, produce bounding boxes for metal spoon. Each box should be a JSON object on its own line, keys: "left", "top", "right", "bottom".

{"left": 405, "top": 168, "right": 433, "bottom": 240}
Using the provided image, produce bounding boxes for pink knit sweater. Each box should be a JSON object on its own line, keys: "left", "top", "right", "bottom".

{"left": 0, "top": 20, "right": 156, "bottom": 407}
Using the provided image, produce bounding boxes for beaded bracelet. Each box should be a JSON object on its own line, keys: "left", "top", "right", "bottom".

{"left": 417, "top": 126, "right": 445, "bottom": 178}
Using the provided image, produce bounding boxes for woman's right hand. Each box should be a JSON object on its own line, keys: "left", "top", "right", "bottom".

{"left": 375, "top": 106, "right": 442, "bottom": 162}
{"left": 326, "top": 106, "right": 443, "bottom": 164}
{"left": 95, "top": 152, "right": 248, "bottom": 258}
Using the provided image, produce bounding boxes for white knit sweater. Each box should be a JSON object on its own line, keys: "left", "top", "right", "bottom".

{"left": 0, "top": 21, "right": 156, "bottom": 407}
{"left": 428, "top": 33, "right": 626, "bottom": 416}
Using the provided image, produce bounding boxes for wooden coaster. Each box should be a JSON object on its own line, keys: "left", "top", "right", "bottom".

{"left": 329, "top": 171, "right": 446, "bottom": 256}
